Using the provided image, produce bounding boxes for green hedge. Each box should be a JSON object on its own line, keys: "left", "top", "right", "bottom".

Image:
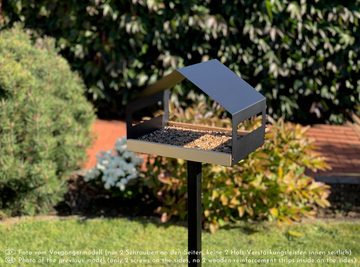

{"left": 3, "top": 1, "right": 360, "bottom": 123}
{"left": 0, "top": 26, "right": 95, "bottom": 216}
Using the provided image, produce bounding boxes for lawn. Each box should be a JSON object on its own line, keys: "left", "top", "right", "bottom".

{"left": 0, "top": 216, "right": 359, "bottom": 266}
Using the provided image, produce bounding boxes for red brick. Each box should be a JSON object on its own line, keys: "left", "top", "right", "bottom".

{"left": 84, "top": 120, "right": 126, "bottom": 170}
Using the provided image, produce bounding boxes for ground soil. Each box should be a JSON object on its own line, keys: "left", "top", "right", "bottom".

{"left": 317, "top": 183, "right": 360, "bottom": 219}
{"left": 55, "top": 174, "right": 158, "bottom": 219}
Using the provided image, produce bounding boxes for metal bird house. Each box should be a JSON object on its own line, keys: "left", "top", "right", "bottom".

{"left": 126, "top": 59, "right": 266, "bottom": 166}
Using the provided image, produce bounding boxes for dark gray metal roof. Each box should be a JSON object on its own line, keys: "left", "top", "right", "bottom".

{"left": 140, "top": 59, "right": 265, "bottom": 116}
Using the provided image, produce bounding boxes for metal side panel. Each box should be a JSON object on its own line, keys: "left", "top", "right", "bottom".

{"left": 127, "top": 139, "right": 232, "bottom": 166}
{"left": 232, "top": 126, "right": 265, "bottom": 164}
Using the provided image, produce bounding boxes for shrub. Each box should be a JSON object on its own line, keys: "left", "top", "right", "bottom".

{"left": 142, "top": 118, "right": 330, "bottom": 233}
{"left": 3, "top": 1, "right": 360, "bottom": 122}
{"left": 0, "top": 26, "right": 95, "bottom": 216}
{"left": 84, "top": 138, "right": 143, "bottom": 198}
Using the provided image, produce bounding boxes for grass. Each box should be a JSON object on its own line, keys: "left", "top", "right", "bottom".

{"left": 0, "top": 216, "right": 359, "bottom": 266}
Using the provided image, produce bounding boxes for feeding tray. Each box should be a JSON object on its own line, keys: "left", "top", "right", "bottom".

{"left": 126, "top": 59, "right": 266, "bottom": 166}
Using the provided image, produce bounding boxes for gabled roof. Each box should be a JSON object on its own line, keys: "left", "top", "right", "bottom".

{"left": 140, "top": 59, "right": 265, "bottom": 116}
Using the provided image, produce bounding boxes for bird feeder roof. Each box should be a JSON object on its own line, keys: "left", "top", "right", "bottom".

{"left": 140, "top": 59, "right": 265, "bottom": 116}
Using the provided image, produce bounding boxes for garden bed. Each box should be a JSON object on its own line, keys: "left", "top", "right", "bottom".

{"left": 318, "top": 184, "right": 360, "bottom": 219}
{"left": 56, "top": 174, "right": 360, "bottom": 220}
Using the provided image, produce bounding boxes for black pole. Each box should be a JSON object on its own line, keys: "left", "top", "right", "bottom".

{"left": 187, "top": 161, "right": 202, "bottom": 267}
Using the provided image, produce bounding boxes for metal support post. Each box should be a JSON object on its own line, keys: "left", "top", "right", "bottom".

{"left": 187, "top": 161, "right": 202, "bottom": 267}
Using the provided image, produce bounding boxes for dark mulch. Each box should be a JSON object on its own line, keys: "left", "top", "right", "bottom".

{"left": 56, "top": 174, "right": 360, "bottom": 220}
{"left": 55, "top": 174, "right": 158, "bottom": 219}
{"left": 318, "top": 183, "right": 360, "bottom": 219}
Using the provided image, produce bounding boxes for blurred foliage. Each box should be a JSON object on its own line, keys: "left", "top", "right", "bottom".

{"left": 0, "top": 26, "right": 95, "bottom": 216}
{"left": 2, "top": 0, "right": 359, "bottom": 122}
{"left": 143, "top": 118, "right": 330, "bottom": 233}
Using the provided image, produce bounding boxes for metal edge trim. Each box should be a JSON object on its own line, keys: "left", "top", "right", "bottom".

{"left": 127, "top": 139, "right": 232, "bottom": 166}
